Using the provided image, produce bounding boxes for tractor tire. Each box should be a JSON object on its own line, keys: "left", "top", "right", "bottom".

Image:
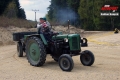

{"left": 80, "top": 50, "right": 95, "bottom": 66}
{"left": 81, "top": 38, "right": 88, "bottom": 47}
{"left": 17, "top": 42, "right": 23, "bottom": 57}
{"left": 59, "top": 54, "right": 74, "bottom": 71}
{"left": 26, "top": 37, "right": 46, "bottom": 66}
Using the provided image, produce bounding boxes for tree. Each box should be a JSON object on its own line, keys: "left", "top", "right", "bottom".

{"left": 48, "top": 0, "right": 120, "bottom": 30}
{"left": 78, "top": 0, "right": 120, "bottom": 30}
{"left": 0, "top": 0, "right": 26, "bottom": 19}
{"left": 47, "top": 0, "right": 80, "bottom": 26}
{"left": 3, "top": 0, "right": 18, "bottom": 18}
{"left": 14, "top": 0, "right": 26, "bottom": 19}
{"left": 0, "top": 0, "right": 12, "bottom": 15}
{"left": 18, "top": 8, "right": 26, "bottom": 19}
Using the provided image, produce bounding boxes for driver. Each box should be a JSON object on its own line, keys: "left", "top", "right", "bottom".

{"left": 37, "top": 17, "right": 51, "bottom": 33}
{"left": 37, "top": 17, "right": 52, "bottom": 41}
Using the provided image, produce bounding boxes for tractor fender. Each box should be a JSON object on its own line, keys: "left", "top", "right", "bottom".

{"left": 24, "top": 34, "right": 48, "bottom": 45}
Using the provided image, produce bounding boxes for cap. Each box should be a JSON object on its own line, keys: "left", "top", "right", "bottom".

{"left": 40, "top": 17, "right": 46, "bottom": 21}
{"left": 42, "top": 17, "right": 46, "bottom": 21}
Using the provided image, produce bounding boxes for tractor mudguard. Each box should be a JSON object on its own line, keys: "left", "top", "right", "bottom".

{"left": 40, "top": 34, "right": 48, "bottom": 45}
{"left": 24, "top": 34, "right": 48, "bottom": 45}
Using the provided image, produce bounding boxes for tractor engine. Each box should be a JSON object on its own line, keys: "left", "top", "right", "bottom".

{"left": 51, "top": 34, "right": 81, "bottom": 57}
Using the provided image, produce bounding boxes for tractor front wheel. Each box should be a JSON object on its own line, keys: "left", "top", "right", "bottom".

{"left": 80, "top": 50, "right": 95, "bottom": 66}
{"left": 59, "top": 54, "right": 74, "bottom": 71}
{"left": 26, "top": 37, "right": 46, "bottom": 66}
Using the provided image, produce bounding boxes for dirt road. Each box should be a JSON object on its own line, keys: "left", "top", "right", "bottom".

{"left": 0, "top": 32, "right": 120, "bottom": 80}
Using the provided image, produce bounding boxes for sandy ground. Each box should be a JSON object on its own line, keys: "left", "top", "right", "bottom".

{"left": 0, "top": 27, "right": 120, "bottom": 80}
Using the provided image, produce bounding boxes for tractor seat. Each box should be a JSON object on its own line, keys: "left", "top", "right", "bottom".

{"left": 52, "top": 32, "right": 59, "bottom": 36}
{"left": 49, "top": 31, "right": 59, "bottom": 36}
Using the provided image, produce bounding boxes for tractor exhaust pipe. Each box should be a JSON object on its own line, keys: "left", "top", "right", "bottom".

{"left": 68, "top": 20, "right": 70, "bottom": 29}
{"left": 67, "top": 20, "right": 70, "bottom": 34}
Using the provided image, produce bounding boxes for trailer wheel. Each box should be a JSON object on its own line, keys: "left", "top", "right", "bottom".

{"left": 80, "top": 50, "right": 95, "bottom": 66}
{"left": 17, "top": 42, "right": 23, "bottom": 57}
{"left": 59, "top": 54, "right": 74, "bottom": 71}
{"left": 26, "top": 37, "right": 46, "bottom": 66}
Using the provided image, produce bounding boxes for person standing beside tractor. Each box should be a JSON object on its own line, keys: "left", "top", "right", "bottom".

{"left": 114, "top": 28, "right": 119, "bottom": 34}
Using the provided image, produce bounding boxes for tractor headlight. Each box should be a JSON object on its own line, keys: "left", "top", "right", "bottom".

{"left": 64, "top": 38, "right": 68, "bottom": 42}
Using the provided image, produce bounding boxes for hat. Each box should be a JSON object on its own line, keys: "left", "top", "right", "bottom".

{"left": 40, "top": 17, "right": 46, "bottom": 21}
{"left": 42, "top": 17, "right": 46, "bottom": 21}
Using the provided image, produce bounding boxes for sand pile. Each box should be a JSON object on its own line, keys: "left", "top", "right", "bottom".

{"left": 0, "top": 26, "right": 37, "bottom": 46}
{"left": 0, "top": 26, "right": 84, "bottom": 46}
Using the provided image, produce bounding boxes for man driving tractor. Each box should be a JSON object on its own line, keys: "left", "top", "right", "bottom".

{"left": 37, "top": 17, "right": 51, "bottom": 33}
{"left": 37, "top": 17, "right": 52, "bottom": 41}
{"left": 13, "top": 18, "right": 94, "bottom": 72}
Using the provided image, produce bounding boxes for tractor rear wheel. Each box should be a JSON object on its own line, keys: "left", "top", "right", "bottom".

{"left": 26, "top": 37, "right": 46, "bottom": 66}
{"left": 59, "top": 54, "right": 74, "bottom": 71}
{"left": 80, "top": 50, "right": 95, "bottom": 66}
{"left": 17, "top": 42, "right": 23, "bottom": 57}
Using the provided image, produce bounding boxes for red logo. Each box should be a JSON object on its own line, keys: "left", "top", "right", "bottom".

{"left": 101, "top": 5, "right": 118, "bottom": 12}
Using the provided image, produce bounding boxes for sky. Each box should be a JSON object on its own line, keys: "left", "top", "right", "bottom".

{"left": 19, "top": 0, "right": 51, "bottom": 21}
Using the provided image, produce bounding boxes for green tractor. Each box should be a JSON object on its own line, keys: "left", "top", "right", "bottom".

{"left": 13, "top": 32, "right": 95, "bottom": 71}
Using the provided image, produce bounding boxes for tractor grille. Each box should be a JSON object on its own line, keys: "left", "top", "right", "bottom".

{"left": 72, "top": 37, "right": 79, "bottom": 49}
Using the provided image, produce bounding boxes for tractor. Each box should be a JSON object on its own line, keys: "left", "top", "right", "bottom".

{"left": 13, "top": 31, "right": 95, "bottom": 71}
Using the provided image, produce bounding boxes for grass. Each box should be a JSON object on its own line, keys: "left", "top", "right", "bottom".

{"left": 0, "top": 16, "right": 36, "bottom": 28}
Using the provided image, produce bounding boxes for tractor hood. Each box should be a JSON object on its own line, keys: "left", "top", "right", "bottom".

{"left": 52, "top": 34, "right": 80, "bottom": 40}
{"left": 52, "top": 34, "right": 81, "bottom": 51}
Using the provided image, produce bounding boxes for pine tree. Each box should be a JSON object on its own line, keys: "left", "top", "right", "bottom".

{"left": 0, "top": 0, "right": 12, "bottom": 15}
{"left": 47, "top": 0, "right": 80, "bottom": 26}
{"left": 0, "top": 0, "right": 26, "bottom": 19}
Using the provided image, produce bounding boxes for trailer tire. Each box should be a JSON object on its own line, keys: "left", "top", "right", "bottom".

{"left": 17, "top": 42, "right": 23, "bottom": 57}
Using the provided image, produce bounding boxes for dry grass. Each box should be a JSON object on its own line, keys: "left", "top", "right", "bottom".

{"left": 52, "top": 26, "right": 84, "bottom": 33}
{"left": 0, "top": 16, "right": 36, "bottom": 28}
